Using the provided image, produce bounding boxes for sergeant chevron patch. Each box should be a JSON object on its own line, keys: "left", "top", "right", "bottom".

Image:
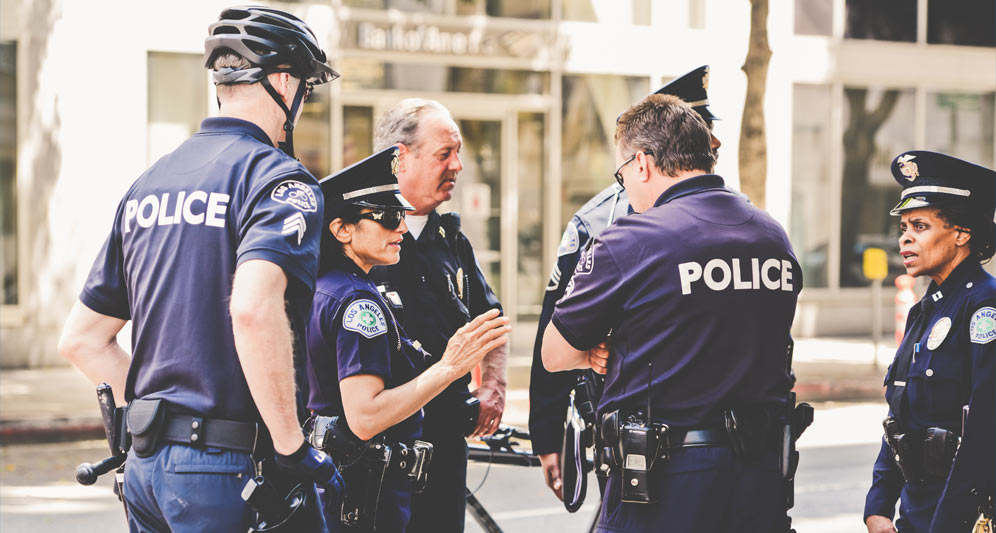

{"left": 282, "top": 212, "right": 307, "bottom": 245}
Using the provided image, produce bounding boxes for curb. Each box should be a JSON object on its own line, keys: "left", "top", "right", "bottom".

{"left": 0, "top": 419, "right": 105, "bottom": 445}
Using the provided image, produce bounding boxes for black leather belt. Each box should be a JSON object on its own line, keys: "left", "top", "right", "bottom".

{"left": 161, "top": 414, "right": 259, "bottom": 453}
{"left": 671, "top": 428, "right": 728, "bottom": 449}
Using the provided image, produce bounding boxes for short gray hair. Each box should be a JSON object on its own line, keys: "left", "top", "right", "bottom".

{"left": 373, "top": 98, "right": 452, "bottom": 152}
{"left": 211, "top": 52, "right": 252, "bottom": 72}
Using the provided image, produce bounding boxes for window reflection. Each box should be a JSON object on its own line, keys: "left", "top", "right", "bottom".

{"left": 338, "top": 59, "right": 548, "bottom": 95}
{"left": 343, "top": 0, "right": 447, "bottom": 14}
{"left": 343, "top": 0, "right": 549, "bottom": 18}
{"left": 561, "top": 74, "right": 648, "bottom": 227}
{"left": 1, "top": 41, "right": 16, "bottom": 305}
{"left": 295, "top": 84, "right": 331, "bottom": 179}
{"left": 561, "top": 0, "right": 650, "bottom": 25}
{"left": 517, "top": 112, "right": 545, "bottom": 318}
{"left": 928, "top": 0, "right": 995, "bottom": 47}
{"left": 343, "top": 106, "right": 374, "bottom": 168}
{"left": 794, "top": 0, "right": 832, "bottom": 36}
{"left": 790, "top": 84, "right": 832, "bottom": 287}
{"left": 925, "top": 92, "right": 995, "bottom": 167}
{"left": 840, "top": 87, "right": 914, "bottom": 287}
{"left": 148, "top": 52, "right": 207, "bottom": 165}
{"left": 845, "top": 0, "right": 915, "bottom": 42}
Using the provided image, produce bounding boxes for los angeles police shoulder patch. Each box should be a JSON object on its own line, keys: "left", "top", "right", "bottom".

{"left": 343, "top": 299, "right": 388, "bottom": 339}
{"left": 574, "top": 243, "right": 595, "bottom": 276}
{"left": 969, "top": 307, "right": 996, "bottom": 344}
{"left": 271, "top": 180, "right": 318, "bottom": 212}
{"left": 557, "top": 223, "right": 580, "bottom": 257}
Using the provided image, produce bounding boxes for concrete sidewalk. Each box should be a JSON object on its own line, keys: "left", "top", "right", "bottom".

{"left": 0, "top": 337, "right": 890, "bottom": 444}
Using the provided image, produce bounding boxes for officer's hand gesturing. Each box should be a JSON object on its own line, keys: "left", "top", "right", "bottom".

{"left": 588, "top": 341, "right": 609, "bottom": 374}
{"left": 865, "top": 515, "right": 897, "bottom": 533}
{"left": 440, "top": 309, "right": 510, "bottom": 377}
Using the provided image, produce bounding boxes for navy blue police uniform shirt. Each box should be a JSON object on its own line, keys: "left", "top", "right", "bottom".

{"left": 305, "top": 257, "right": 424, "bottom": 444}
{"left": 552, "top": 175, "right": 800, "bottom": 426}
{"left": 369, "top": 211, "right": 502, "bottom": 414}
{"left": 81, "top": 117, "right": 323, "bottom": 423}
{"left": 529, "top": 184, "right": 629, "bottom": 454}
{"left": 864, "top": 259, "right": 996, "bottom": 531}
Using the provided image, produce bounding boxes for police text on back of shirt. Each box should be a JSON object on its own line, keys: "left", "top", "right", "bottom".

{"left": 678, "top": 258, "right": 794, "bottom": 295}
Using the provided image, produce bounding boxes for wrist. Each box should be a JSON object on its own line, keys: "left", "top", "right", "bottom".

{"left": 273, "top": 432, "right": 305, "bottom": 456}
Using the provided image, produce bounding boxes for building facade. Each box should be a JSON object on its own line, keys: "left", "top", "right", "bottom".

{"left": 1, "top": 0, "right": 993, "bottom": 367}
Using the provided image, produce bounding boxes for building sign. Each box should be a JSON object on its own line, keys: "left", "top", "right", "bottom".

{"left": 342, "top": 20, "right": 552, "bottom": 59}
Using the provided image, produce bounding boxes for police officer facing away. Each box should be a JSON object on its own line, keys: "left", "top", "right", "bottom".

{"left": 368, "top": 99, "right": 508, "bottom": 532}
{"left": 305, "top": 148, "right": 509, "bottom": 531}
{"left": 59, "top": 7, "right": 342, "bottom": 531}
{"left": 528, "top": 65, "right": 723, "bottom": 502}
{"left": 864, "top": 152, "right": 996, "bottom": 533}
{"left": 543, "top": 94, "right": 801, "bottom": 532}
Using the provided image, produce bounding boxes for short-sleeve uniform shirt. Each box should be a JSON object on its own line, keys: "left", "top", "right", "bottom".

{"left": 81, "top": 117, "right": 324, "bottom": 422}
{"left": 306, "top": 258, "right": 424, "bottom": 444}
{"left": 552, "top": 175, "right": 801, "bottom": 427}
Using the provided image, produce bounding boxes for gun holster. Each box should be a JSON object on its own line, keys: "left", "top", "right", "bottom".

{"left": 922, "top": 427, "right": 959, "bottom": 479}
{"left": 307, "top": 415, "right": 433, "bottom": 530}
{"left": 883, "top": 417, "right": 922, "bottom": 484}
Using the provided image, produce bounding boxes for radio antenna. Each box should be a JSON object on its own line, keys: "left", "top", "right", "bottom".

{"left": 646, "top": 362, "right": 653, "bottom": 421}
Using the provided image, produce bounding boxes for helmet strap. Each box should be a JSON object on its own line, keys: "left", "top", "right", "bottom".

{"left": 259, "top": 74, "right": 308, "bottom": 158}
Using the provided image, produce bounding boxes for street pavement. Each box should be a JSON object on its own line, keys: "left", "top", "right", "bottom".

{"left": 0, "top": 336, "right": 891, "bottom": 444}
{"left": 0, "top": 402, "right": 886, "bottom": 532}
{"left": 0, "top": 336, "right": 893, "bottom": 531}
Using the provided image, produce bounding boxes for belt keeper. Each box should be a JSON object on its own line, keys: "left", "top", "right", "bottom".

{"left": 190, "top": 416, "right": 204, "bottom": 446}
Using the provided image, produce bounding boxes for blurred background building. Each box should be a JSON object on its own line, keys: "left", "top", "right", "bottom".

{"left": 1, "top": 0, "right": 993, "bottom": 368}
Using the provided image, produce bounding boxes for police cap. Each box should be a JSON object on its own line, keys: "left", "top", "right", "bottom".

{"left": 889, "top": 150, "right": 996, "bottom": 221}
{"left": 654, "top": 65, "right": 719, "bottom": 122}
{"left": 319, "top": 146, "right": 414, "bottom": 226}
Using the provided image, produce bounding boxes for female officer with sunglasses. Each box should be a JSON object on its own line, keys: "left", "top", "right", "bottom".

{"left": 306, "top": 147, "right": 510, "bottom": 532}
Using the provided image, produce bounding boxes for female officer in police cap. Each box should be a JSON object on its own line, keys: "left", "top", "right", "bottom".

{"left": 305, "top": 147, "right": 510, "bottom": 531}
{"left": 864, "top": 151, "right": 996, "bottom": 533}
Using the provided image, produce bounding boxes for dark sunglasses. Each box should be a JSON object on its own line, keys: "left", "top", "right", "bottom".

{"left": 614, "top": 151, "right": 653, "bottom": 188}
{"left": 356, "top": 209, "right": 406, "bottom": 230}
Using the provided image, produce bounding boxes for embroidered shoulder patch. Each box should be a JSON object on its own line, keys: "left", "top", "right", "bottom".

{"left": 969, "top": 307, "right": 996, "bottom": 344}
{"left": 343, "top": 299, "right": 388, "bottom": 339}
{"left": 557, "top": 223, "right": 580, "bottom": 257}
{"left": 271, "top": 180, "right": 318, "bottom": 212}
{"left": 574, "top": 244, "right": 595, "bottom": 276}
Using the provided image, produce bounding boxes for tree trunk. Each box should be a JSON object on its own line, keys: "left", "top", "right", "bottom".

{"left": 739, "top": 0, "right": 772, "bottom": 209}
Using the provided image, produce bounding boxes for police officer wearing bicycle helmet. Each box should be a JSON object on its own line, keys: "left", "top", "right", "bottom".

{"left": 306, "top": 148, "right": 509, "bottom": 531}
{"left": 60, "top": 6, "right": 342, "bottom": 532}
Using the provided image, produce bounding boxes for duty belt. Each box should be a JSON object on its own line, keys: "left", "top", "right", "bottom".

{"left": 161, "top": 414, "right": 259, "bottom": 453}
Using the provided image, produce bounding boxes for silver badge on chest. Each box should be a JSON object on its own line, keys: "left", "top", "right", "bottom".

{"left": 926, "top": 317, "right": 951, "bottom": 350}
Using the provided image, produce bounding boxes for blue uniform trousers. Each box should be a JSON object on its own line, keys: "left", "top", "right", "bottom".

{"left": 596, "top": 447, "right": 784, "bottom": 533}
{"left": 123, "top": 444, "right": 256, "bottom": 533}
{"left": 407, "top": 422, "right": 468, "bottom": 533}
{"left": 894, "top": 479, "right": 945, "bottom": 533}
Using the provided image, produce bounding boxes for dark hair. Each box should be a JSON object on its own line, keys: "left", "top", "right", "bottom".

{"left": 615, "top": 93, "right": 716, "bottom": 176}
{"left": 320, "top": 204, "right": 365, "bottom": 270}
{"left": 935, "top": 204, "right": 996, "bottom": 263}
